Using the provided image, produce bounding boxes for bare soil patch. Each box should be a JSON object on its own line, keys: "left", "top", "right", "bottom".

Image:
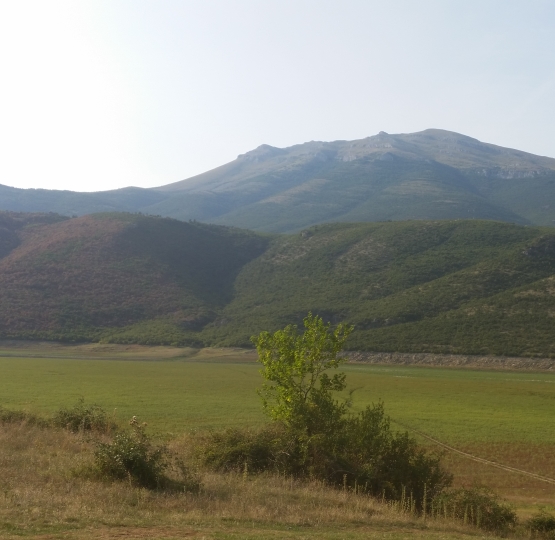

{"left": 347, "top": 351, "right": 555, "bottom": 371}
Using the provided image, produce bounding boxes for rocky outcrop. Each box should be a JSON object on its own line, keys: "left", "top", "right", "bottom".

{"left": 346, "top": 351, "right": 555, "bottom": 370}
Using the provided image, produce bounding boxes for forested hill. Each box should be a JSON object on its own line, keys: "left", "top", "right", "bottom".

{"left": 2, "top": 129, "right": 555, "bottom": 231}
{"left": 206, "top": 219, "right": 555, "bottom": 357}
{"left": 2, "top": 212, "right": 555, "bottom": 357}
{"left": 0, "top": 212, "right": 268, "bottom": 343}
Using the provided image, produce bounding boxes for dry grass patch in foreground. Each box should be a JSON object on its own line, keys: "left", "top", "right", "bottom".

{"left": 0, "top": 423, "right": 491, "bottom": 539}
{"left": 440, "top": 442, "right": 555, "bottom": 516}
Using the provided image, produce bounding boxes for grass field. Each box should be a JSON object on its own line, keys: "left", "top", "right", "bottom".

{"left": 2, "top": 343, "right": 555, "bottom": 517}
{"left": 2, "top": 346, "right": 555, "bottom": 441}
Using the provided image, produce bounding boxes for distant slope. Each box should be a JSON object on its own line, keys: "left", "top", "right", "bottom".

{"left": 0, "top": 212, "right": 268, "bottom": 343}
{"left": 1, "top": 130, "right": 555, "bottom": 230}
{"left": 2, "top": 213, "right": 555, "bottom": 356}
{"left": 200, "top": 220, "right": 555, "bottom": 357}
{"left": 0, "top": 183, "right": 169, "bottom": 216}
{"left": 148, "top": 129, "right": 555, "bottom": 230}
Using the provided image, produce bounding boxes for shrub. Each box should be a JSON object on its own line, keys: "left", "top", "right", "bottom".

{"left": 528, "top": 511, "right": 555, "bottom": 538}
{"left": 53, "top": 398, "right": 116, "bottom": 433}
{"left": 94, "top": 416, "right": 199, "bottom": 491}
{"left": 94, "top": 416, "right": 167, "bottom": 488}
{"left": 0, "top": 406, "right": 49, "bottom": 427}
{"left": 195, "top": 403, "right": 451, "bottom": 509}
{"left": 195, "top": 424, "right": 305, "bottom": 475}
{"left": 337, "top": 402, "right": 452, "bottom": 506}
{"left": 432, "top": 487, "right": 517, "bottom": 533}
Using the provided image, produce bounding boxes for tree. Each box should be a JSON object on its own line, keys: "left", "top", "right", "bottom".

{"left": 252, "top": 312, "right": 353, "bottom": 436}
{"left": 251, "top": 313, "right": 452, "bottom": 504}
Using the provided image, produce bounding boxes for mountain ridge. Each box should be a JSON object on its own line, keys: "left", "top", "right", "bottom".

{"left": 158, "top": 129, "right": 555, "bottom": 194}
{"left": 1, "top": 129, "right": 555, "bottom": 231}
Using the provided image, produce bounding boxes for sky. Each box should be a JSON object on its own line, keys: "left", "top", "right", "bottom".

{"left": 0, "top": 0, "right": 554, "bottom": 192}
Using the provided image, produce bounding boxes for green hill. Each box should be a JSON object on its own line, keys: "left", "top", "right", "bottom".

{"left": 1, "top": 129, "right": 555, "bottom": 231}
{"left": 201, "top": 219, "right": 555, "bottom": 357}
{"left": 0, "top": 212, "right": 268, "bottom": 344}
{"left": 2, "top": 212, "right": 555, "bottom": 357}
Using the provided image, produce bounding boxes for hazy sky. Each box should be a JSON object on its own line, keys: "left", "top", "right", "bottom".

{"left": 0, "top": 0, "right": 554, "bottom": 192}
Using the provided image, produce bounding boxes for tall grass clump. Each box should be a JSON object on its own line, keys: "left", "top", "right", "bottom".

{"left": 53, "top": 397, "right": 117, "bottom": 433}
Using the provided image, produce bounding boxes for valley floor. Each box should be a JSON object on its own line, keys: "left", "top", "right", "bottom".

{"left": 1, "top": 341, "right": 555, "bottom": 536}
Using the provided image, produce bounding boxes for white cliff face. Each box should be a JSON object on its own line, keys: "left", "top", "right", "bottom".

{"left": 473, "top": 167, "right": 546, "bottom": 179}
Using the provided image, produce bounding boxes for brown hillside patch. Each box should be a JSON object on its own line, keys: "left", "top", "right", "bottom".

{"left": 0, "top": 214, "right": 267, "bottom": 340}
{"left": 0, "top": 215, "right": 189, "bottom": 332}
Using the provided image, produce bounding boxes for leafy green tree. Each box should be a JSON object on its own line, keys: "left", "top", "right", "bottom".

{"left": 249, "top": 313, "right": 452, "bottom": 505}
{"left": 252, "top": 312, "right": 353, "bottom": 436}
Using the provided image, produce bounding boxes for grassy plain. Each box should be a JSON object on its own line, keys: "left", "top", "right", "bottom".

{"left": 2, "top": 343, "right": 555, "bottom": 519}
{"left": 2, "top": 345, "right": 555, "bottom": 441}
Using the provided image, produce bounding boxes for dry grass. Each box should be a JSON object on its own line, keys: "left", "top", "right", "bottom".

{"left": 440, "top": 442, "right": 555, "bottom": 516}
{"left": 0, "top": 422, "right": 493, "bottom": 539}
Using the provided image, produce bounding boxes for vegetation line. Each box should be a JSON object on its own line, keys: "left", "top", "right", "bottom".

{"left": 392, "top": 420, "right": 555, "bottom": 485}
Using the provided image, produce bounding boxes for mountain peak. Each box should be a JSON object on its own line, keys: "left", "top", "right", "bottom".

{"left": 237, "top": 144, "right": 284, "bottom": 162}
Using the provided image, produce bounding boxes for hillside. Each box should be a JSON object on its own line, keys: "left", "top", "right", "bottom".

{"left": 202, "top": 219, "right": 555, "bottom": 357}
{"left": 0, "top": 212, "right": 268, "bottom": 343}
{"left": 1, "top": 129, "right": 555, "bottom": 231}
{"left": 2, "top": 212, "right": 555, "bottom": 356}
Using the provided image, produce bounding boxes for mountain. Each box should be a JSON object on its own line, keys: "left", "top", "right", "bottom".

{"left": 1, "top": 130, "right": 555, "bottom": 231}
{"left": 2, "top": 211, "right": 555, "bottom": 357}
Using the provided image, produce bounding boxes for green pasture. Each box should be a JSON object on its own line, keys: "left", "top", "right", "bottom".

{"left": 1, "top": 354, "right": 555, "bottom": 443}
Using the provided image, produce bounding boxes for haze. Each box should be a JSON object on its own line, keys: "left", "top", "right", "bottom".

{"left": 0, "top": 0, "right": 553, "bottom": 192}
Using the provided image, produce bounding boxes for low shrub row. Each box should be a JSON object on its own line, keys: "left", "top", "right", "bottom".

{"left": 0, "top": 399, "right": 199, "bottom": 491}
{"left": 195, "top": 403, "right": 451, "bottom": 508}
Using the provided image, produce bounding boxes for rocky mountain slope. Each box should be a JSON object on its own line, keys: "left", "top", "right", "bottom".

{"left": 1, "top": 129, "right": 555, "bottom": 231}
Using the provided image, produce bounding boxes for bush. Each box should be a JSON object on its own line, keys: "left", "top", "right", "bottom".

{"left": 197, "top": 403, "right": 451, "bottom": 508}
{"left": 432, "top": 487, "right": 517, "bottom": 533}
{"left": 94, "top": 416, "right": 167, "bottom": 488}
{"left": 195, "top": 424, "right": 305, "bottom": 475}
{"left": 528, "top": 511, "right": 555, "bottom": 538}
{"left": 337, "top": 403, "right": 452, "bottom": 506}
{"left": 94, "top": 416, "right": 199, "bottom": 491}
{"left": 0, "top": 406, "right": 49, "bottom": 427}
{"left": 53, "top": 398, "right": 116, "bottom": 433}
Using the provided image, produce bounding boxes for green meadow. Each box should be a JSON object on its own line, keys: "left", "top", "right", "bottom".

{"left": 2, "top": 351, "right": 555, "bottom": 445}
{"left": 4, "top": 346, "right": 555, "bottom": 518}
